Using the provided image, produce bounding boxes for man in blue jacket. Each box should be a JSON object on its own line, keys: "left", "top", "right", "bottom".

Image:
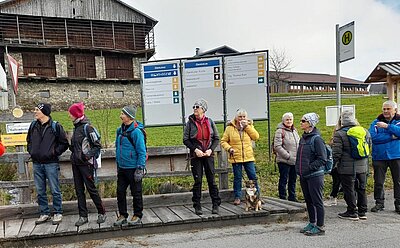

{"left": 369, "top": 100, "right": 400, "bottom": 213}
{"left": 114, "top": 105, "right": 146, "bottom": 226}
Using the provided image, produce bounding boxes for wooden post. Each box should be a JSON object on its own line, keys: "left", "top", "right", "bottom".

{"left": 218, "top": 147, "right": 229, "bottom": 190}
{"left": 16, "top": 145, "right": 30, "bottom": 204}
{"left": 387, "top": 74, "right": 394, "bottom": 101}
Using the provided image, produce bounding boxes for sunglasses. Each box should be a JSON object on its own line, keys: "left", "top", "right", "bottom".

{"left": 193, "top": 105, "right": 200, "bottom": 109}
{"left": 300, "top": 119, "right": 307, "bottom": 123}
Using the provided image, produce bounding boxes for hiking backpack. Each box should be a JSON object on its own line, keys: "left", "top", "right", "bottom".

{"left": 81, "top": 124, "right": 101, "bottom": 182}
{"left": 29, "top": 120, "right": 59, "bottom": 137}
{"left": 309, "top": 135, "right": 333, "bottom": 174}
{"left": 342, "top": 126, "right": 370, "bottom": 159}
{"left": 119, "top": 121, "right": 148, "bottom": 160}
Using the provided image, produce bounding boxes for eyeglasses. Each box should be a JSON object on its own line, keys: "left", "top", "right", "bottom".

{"left": 300, "top": 119, "right": 307, "bottom": 123}
{"left": 193, "top": 105, "right": 200, "bottom": 109}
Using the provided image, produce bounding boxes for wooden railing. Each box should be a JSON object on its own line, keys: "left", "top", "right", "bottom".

{"left": 0, "top": 145, "right": 230, "bottom": 204}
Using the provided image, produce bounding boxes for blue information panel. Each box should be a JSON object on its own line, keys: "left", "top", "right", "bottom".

{"left": 141, "top": 61, "right": 182, "bottom": 126}
{"left": 182, "top": 57, "right": 224, "bottom": 122}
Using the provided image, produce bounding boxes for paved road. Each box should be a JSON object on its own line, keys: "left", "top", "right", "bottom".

{"left": 49, "top": 192, "right": 400, "bottom": 248}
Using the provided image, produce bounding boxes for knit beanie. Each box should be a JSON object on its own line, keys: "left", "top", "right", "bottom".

{"left": 341, "top": 110, "right": 357, "bottom": 126}
{"left": 122, "top": 105, "right": 137, "bottom": 119}
{"left": 282, "top": 112, "right": 293, "bottom": 121}
{"left": 68, "top": 102, "right": 85, "bottom": 119}
{"left": 302, "top": 113, "right": 320, "bottom": 127}
{"left": 194, "top": 99, "right": 208, "bottom": 112}
{"left": 37, "top": 103, "right": 51, "bottom": 116}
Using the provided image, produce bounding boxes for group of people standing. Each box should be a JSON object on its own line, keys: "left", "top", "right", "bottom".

{"left": 27, "top": 102, "right": 146, "bottom": 227}
{"left": 25, "top": 98, "right": 400, "bottom": 236}
{"left": 273, "top": 99, "right": 400, "bottom": 236}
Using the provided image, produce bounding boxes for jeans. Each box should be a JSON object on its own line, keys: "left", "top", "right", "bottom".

{"left": 117, "top": 168, "right": 143, "bottom": 218}
{"left": 33, "top": 162, "right": 62, "bottom": 215}
{"left": 232, "top": 161, "right": 259, "bottom": 199}
{"left": 300, "top": 175, "right": 325, "bottom": 227}
{"left": 278, "top": 162, "right": 297, "bottom": 201}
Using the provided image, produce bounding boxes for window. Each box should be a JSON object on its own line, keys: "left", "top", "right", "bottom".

{"left": 78, "top": 90, "right": 89, "bottom": 98}
{"left": 114, "top": 91, "right": 124, "bottom": 98}
{"left": 39, "top": 90, "right": 50, "bottom": 98}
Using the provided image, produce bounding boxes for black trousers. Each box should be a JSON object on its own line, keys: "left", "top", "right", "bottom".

{"left": 72, "top": 164, "right": 105, "bottom": 217}
{"left": 117, "top": 168, "right": 143, "bottom": 218}
{"left": 191, "top": 156, "right": 221, "bottom": 208}
{"left": 339, "top": 173, "right": 367, "bottom": 214}
{"left": 373, "top": 159, "right": 400, "bottom": 206}
{"left": 330, "top": 167, "right": 341, "bottom": 198}
{"left": 300, "top": 175, "right": 324, "bottom": 227}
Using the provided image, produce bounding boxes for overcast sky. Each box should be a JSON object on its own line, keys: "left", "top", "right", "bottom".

{"left": 127, "top": 0, "right": 400, "bottom": 81}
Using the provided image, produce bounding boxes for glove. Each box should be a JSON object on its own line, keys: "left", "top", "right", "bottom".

{"left": 134, "top": 168, "right": 144, "bottom": 182}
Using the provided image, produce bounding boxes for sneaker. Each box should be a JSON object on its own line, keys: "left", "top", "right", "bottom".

{"left": 300, "top": 223, "right": 314, "bottom": 233}
{"left": 358, "top": 212, "right": 367, "bottom": 220}
{"left": 233, "top": 199, "right": 241, "bottom": 205}
{"left": 212, "top": 205, "right": 219, "bottom": 214}
{"left": 128, "top": 215, "right": 141, "bottom": 225}
{"left": 371, "top": 204, "right": 385, "bottom": 212}
{"left": 35, "top": 215, "right": 51, "bottom": 225}
{"left": 194, "top": 206, "right": 203, "bottom": 215}
{"left": 324, "top": 197, "right": 337, "bottom": 207}
{"left": 304, "top": 225, "right": 325, "bottom": 236}
{"left": 75, "top": 216, "right": 88, "bottom": 227}
{"left": 52, "top": 214, "right": 63, "bottom": 225}
{"left": 97, "top": 214, "right": 107, "bottom": 224}
{"left": 113, "top": 215, "right": 127, "bottom": 226}
{"left": 338, "top": 211, "right": 359, "bottom": 221}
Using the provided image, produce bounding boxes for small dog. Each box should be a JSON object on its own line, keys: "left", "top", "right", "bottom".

{"left": 245, "top": 180, "right": 262, "bottom": 211}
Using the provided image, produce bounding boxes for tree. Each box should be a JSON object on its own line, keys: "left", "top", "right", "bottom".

{"left": 269, "top": 48, "right": 293, "bottom": 93}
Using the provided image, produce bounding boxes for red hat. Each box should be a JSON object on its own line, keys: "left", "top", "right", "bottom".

{"left": 0, "top": 142, "right": 5, "bottom": 157}
{"left": 68, "top": 102, "right": 85, "bottom": 119}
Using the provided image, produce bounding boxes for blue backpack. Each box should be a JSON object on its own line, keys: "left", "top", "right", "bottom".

{"left": 309, "top": 135, "right": 333, "bottom": 174}
{"left": 29, "top": 120, "right": 59, "bottom": 137}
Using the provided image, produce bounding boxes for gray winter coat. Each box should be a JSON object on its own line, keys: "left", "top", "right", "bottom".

{"left": 332, "top": 124, "right": 371, "bottom": 175}
{"left": 273, "top": 123, "right": 300, "bottom": 166}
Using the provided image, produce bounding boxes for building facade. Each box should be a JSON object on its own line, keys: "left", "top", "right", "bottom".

{"left": 0, "top": 0, "right": 157, "bottom": 111}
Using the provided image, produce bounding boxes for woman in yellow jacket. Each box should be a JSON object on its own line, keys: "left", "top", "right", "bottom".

{"left": 221, "top": 108, "right": 260, "bottom": 205}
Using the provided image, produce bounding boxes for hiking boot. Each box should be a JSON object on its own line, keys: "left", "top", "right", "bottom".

{"left": 52, "top": 214, "right": 63, "bottom": 225}
{"left": 194, "top": 206, "right": 203, "bottom": 215}
{"left": 97, "top": 214, "right": 107, "bottom": 224}
{"left": 128, "top": 215, "right": 141, "bottom": 225}
{"left": 395, "top": 205, "right": 400, "bottom": 214}
{"left": 358, "top": 212, "right": 367, "bottom": 220}
{"left": 300, "top": 223, "right": 314, "bottom": 233}
{"left": 338, "top": 211, "right": 359, "bottom": 221}
{"left": 113, "top": 215, "right": 127, "bottom": 226}
{"left": 212, "top": 205, "right": 219, "bottom": 214}
{"left": 75, "top": 216, "right": 88, "bottom": 227}
{"left": 35, "top": 214, "right": 51, "bottom": 225}
{"left": 233, "top": 199, "right": 241, "bottom": 205}
{"left": 304, "top": 225, "right": 325, "bottom": 236}
{"left": 371, "top": 204, "right": 385, "bottom": 212}
{"left": 324, "top": 197, "right": 337, "bottom": 207}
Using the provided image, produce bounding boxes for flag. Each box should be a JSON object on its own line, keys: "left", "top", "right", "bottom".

{"left": 0, "top": 64, "right": 7, "bottom": 91}
{"left": 7, "top": 54, "right": 19, "bottom": 94}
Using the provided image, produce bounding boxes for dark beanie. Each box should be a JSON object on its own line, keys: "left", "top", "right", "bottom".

{"left": 37, "top": 103, "right": 51, "bottom": 116}
{"left": 122, "top": 105, "right": 136, "bottom": 119}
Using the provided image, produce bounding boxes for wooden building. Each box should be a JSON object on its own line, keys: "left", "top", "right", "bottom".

{"left": 0, "top": 0, "right": 157, "bottom": 110}
{"left": 270, "top": 71, "right": 368, "bottom": 94}
{"left": 365, "top": 62, "right": 400, "bottom": 100}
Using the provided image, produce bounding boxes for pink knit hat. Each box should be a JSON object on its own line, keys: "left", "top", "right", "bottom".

{"left": 68, "top": 102, "right": 85, "bottom": 119}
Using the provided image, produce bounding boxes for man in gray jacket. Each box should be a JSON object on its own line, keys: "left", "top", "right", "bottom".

{"left": 332, "top": 111, "right": 371, "bottom": 220}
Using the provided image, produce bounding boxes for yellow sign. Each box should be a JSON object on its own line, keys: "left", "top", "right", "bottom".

{"left": 214, "top": 80, "right": 221, "bottom": 88}
{"left": 1, "top": 134, "right": 27, "bottom": 146}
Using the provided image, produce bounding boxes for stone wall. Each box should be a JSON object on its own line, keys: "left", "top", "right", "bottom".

{"left": 16, "top": 80, "right": 142, "bottom": 111}
{"left": 133, "top": 57, "right": 146, "bottom": 79}
{"left": 55, "top": 55, "right": 68, "bottom": 77}
{"left": 95, "top": 56, "right": 106, "bottom": 79}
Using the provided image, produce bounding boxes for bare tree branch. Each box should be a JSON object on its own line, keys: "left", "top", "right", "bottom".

{"left": 269, "top": 48, "right": 293, "bottom": 83}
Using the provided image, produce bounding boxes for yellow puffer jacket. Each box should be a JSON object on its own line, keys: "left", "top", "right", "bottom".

{"left": 220, "top": 119, "right": 260, "bottom": 163}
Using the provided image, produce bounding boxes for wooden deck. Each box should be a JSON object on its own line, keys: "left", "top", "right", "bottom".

{"left": 0, "top": 195, "right": 306, "bottom": 247}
